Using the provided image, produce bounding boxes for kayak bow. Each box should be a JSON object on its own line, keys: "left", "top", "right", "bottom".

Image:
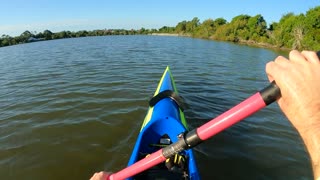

{"left": 124, "top": 66, "right": 200, "bottom": 179}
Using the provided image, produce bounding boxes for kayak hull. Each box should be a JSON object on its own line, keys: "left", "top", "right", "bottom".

{"left": 127, "top": 67, "right": 200, "bottom": 179}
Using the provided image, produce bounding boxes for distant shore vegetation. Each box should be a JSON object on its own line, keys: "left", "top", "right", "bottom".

{"left": 1, "top": 6, "right": 319, "bottom": 50}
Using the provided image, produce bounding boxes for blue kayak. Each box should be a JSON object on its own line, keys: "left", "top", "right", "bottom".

{"left": 127, "top": 66, "right": 200, "bottom": 179}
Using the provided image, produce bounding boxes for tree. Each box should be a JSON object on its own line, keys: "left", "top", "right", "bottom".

{"left": 228, "top": 14, "right": 251, "bottom": 41}
{"left": 35, "top": 32, "right": 44, "bottom": 39}
{"left": 158, "top": 26, "right": 175, "bottom": 33}
{"left": 272, "top": 13, "right": 296, "bottom": 47}
{"left": 247, "top": 15, "right": 267, "bottom": 41}
{"left": 186, "top": 17, "right": 200, "bottom": 33}
{"left": 291, "top": 14, "right": 306, "bottom": 49}
{"left": 43, "top": 30, "right": 53, "bottom": 40}
{"left": 194, "top": 19, "right": 215, "bottom": 38}
{"left": 139, "top": 27, "right": 149, "bottom": 34}
{"left": 0, "top": 35, "right": 13, "bottom": 46}
{"left": 303, "top": 6, "right": 320, "bottom": 50}
{"left": 305, "top": 6, "right": 320, "bottom": 28}
{"left": 212, "top": 24, "right": 232, "bottom": 41}
{"left": 1, "top": 38, "right": 10, "bottom": 46}
{"left": 21, "top": 30, "right": 33, "bottom": 38}
{"left": 75, "top": 30, "right": 88, "bottom": 37}
{"left": 20, "top": 30, "right": 34, "bottom": 43}
{"left": 175, "top": 21, "right": 187, "bottom": 33}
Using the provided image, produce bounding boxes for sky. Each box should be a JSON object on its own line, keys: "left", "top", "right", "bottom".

{"left": 1, "top": 0, "right": 319, "bottom": 36}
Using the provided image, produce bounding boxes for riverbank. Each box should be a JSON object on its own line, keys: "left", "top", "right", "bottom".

{"left": 151, "top": 33, "right": 191, "bottom": 37}
{"left": 151, "top": 33, "right": 179, "bottom": 36}
{"left": 237, "top": 39, "right": 291, "bottom": 51}
{"left": 151, "top": 32, "right": 290, "bottom": 52}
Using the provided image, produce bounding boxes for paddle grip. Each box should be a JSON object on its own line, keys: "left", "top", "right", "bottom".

{"left": 260, "top": 50, "right": 320, "bottom": 105}
{"left": 261, "top": 50, "right": 320, "bottom": 105}
{"left": 259, "top": 81, "right": 280, "bottom": 105}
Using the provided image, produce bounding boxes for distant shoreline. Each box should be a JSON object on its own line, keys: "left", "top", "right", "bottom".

{"left": 236, "top": 39, "right": 290, "bottom": 52}
{"left": 151, "top": 33, "right": 179, "bottom": 36}
{"left": 150, "top": 33, "right": 290, "bottom": 52}
{"left": 2, "top": 5, "right": 319, "bottom": 50}
{"left": 150, "top": 33, "right": 191, "bottom": 37}
{"left": 1, "top": 32, "right": 290, "bottom": 52}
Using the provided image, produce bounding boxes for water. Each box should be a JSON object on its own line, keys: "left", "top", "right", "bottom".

{"left": 0, "top": 36, "right": 312, "bottom": 179}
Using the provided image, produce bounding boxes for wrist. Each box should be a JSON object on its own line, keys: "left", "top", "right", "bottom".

{"left": 299, "top": 126, "right": 320, "bottom": 179}
{"left": 293, "top": 109, "right": 320, "bottom": 137}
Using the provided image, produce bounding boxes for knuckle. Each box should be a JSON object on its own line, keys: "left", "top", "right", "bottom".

{"left": 274, "top": 56, "right": 285, "bottom": 63}
{"left": 265, "top": 61, "right": 274, "bottom": 72}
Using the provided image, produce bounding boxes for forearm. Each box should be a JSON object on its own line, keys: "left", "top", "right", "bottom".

{"left": 289, "top": 110, "right": 320, "bottom": 179}
{"left": 265, "top": 50, "right": 320, "bottom": 179}
{"left": 300, "top": 127, "right": 320, "bottom": 179}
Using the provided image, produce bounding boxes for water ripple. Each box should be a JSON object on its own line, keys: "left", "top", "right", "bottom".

{"left": 0, "top": 36, "right": 311, "bottom": 179}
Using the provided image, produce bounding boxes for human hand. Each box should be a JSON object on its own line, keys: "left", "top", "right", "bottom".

{"left": 90, "top": 171, "right": 111, "bottom": 180}
{"left": 266, "top": 50, "right": 320, "bottom": 134}
{"left": 266, "top": 50, "right": 320, "bottom": 178}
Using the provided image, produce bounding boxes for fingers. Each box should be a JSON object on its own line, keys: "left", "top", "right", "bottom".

{"left": 289, "top": 50, "right": 320, "bottom": 64}
{"left": 289, "top": 50, "right": 308, "bottom": 63}
{"left": 265, "top": 55, "right": 291, "bottom": 82}
{"left": 301, "top": 50, "right": 320, "bottom": 64}
{"left": 90, "top": 171, "right": 111, "bottom": 180}
{"left": 274, "top": 55, "right": 290, "bottom": 68}
{"left": 265, "top": 61, "right": 281, "bottom": 82}
{"left": 266, "top": 74, "right": 274, "bottom": 82}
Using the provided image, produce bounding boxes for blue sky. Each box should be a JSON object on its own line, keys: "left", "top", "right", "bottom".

{"left": 1, "top": 0, "right": 319, "bottom": 36}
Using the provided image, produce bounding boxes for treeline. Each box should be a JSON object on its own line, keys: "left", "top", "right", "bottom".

{"left": 0, "top": 28, "right": 155, "bottom": 47}
{"left": 1, "top": 6, "right": 319, "bottom": 50}
{"left": 165, "top": 6, "right": 320, "bottom": 50}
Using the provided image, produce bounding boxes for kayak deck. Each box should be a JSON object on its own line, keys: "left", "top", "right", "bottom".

{"left": 127, "top": 67, "right": 200, "bottom": 180}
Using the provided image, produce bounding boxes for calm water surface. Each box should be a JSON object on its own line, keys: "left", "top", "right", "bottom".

{"left": 0, "top": 36, "right": 312, "bottom": 179}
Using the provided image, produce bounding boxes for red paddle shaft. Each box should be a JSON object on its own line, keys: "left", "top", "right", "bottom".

{"left": 108, "top": 52, "right": 320, "bottom": 180}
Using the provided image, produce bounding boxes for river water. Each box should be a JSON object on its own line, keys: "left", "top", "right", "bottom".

{"left": 0, "top": 36, "right": 312, "bottom": 179}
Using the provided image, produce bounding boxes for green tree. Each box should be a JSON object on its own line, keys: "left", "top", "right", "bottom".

{"left": 291, "top": 14, "right": 306, "bottom": 49}
{"left": 247, "top": 15, "right": 267, "bottom": 41}
{"left": 272, "top": 13, "right": 294, "bottom": 47}
{"left": 227, "top": 14, "right": 251, "bottom": 41}
{"left": 194, "top": 19, "right": 215, "bottom": 38}
{"left": 273, "top": 13, "right": 306, "bottom": 48}
{"left": 1, "top": 35, "right": 13, "bottom": 46}
{"left": 186, "top": 17, "right": 200, "bottom": 33}
{"left": 209, "top": 18, "right": 228, "bottom": 40}
{"left": 43, "top": 30, "right": 53, "bottom": 40}
{"left": 75, "top": 30, "right": 88, "bottom": 37}
{"left": 35, "top": 32, "right": 44, "bottom": 39}
{"left": 214, "top": 18, "right": 227, "bottom": 26}
{"left": 1, "top": 38, "right": 10, "bottom": 46}
{"left": 158, "top": 26, "right": 175, "bottom": 33}
{"left": 303, "top": 6, "right": 320, "bottom": 50}
{"left": 175, "top": 21, "right": 187, "bottom": 33}
{"left": 20, "top": 30, "right": 34, "bottom": 42}
{"left": 212, "top": 24, "right": 232, "bottom": 41}
{"left": 305, "top": 6, "right": 320, "bottom": 28}
{"left": 139, "top": 27, "right": 149, "bottom": 34}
